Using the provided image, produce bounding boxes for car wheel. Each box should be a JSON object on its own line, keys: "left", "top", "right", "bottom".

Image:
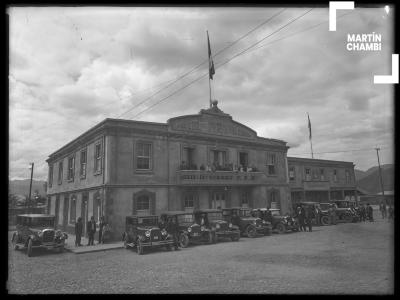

{"left": 179, "top": 233, "right": 189, "bottom": 248}
{"left": 12, "top": 233, "right": 19, "bottom": 250}
{"left": 276, "top": 223, "right": 286, "bottom": 234}
{"left": 246, "top": 225, "right": 257, "bottom": 238}
{"left": 321, "top": 216, "right": 330, "bottom": 226}
{"left": 27, "top": 239, "right": 33, "bottom": 257}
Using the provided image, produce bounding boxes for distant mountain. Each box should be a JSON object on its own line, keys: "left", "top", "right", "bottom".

{"left": 356, "top": 164, "right": 394, "bottom": 194}
{"left": 9, "top": 179, "right": 47, "bottom": 197}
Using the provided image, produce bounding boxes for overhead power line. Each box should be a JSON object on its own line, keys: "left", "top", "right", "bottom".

{"left": 116, "top": 8, "right": 287, "bottom": 119}
{"left": 131, "top": 8, "right": 314, "bottom": 119}
{"left": 289, "top": 146, "right": 390, "bottom": 156}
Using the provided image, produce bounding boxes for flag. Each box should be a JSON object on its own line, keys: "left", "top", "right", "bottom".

{"left": 207, "top": 31, "right": 215, "bottom": 80}
{"left": 307, "top": 113, "right": 312, "bottom": 140}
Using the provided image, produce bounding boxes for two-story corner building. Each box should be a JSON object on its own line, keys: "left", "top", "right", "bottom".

{"left": 287, "top": 156, "right": 357, "bottom": 205}
{"left": 46, "top": 101, "right": 291, "bottom": 240}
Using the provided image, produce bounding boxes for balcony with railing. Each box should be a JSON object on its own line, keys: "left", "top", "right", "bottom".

{"left": 176, "top": 169, "right": 267, "bottom": 186}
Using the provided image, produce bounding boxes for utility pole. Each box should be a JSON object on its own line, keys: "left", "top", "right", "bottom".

{"left": 28, "top": 162, "right": 34, "bottom": 214}
{"left": 375, "top": 148, "right": 385, "bottom": 196}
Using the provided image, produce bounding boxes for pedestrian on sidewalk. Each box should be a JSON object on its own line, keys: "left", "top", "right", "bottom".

{"left": 98, "top": 216, "right": 105, "bottom": 244}
{"left": 360, "top": 203, "right": 366, "bottom": 222}
{"left": 382, "top": 202, "right": 387, "bottom": 219}
{"left": 367, "top": 203, "right": 374, "bottom": 222}
{"left": 305, "top": 206, "right": 313, "bottom": 232}
{"left": 87, "top": 216, "right": 96, "bottom": 246}
{"left": 75, "top": 217, "right": 83, "bottom": 247}
{"left": 329, "top": 204, "right": 337, "bottom": 225}
{"left": 388, "top": 204, "right": 394, "bottom": 220}
{"left": 166, "top": 217, "right": 180, "bottom": 250}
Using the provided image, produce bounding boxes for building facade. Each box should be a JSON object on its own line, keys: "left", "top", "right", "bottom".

{"left": 288, "top": 156, "right": 357, "bottom": 205}
{"left": 46, "top": 102, "right": 292, "bottom": 240}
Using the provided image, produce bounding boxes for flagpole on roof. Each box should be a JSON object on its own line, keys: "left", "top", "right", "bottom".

{"left": 207, "top": 30, "right": 215, "bottom": 108}
{"left": 307, "top": 112, "right": 314, "bottom": 159}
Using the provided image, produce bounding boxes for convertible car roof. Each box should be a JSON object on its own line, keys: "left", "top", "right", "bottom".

{"left": 160, "top": 211, "right": 189, "bottom": 216}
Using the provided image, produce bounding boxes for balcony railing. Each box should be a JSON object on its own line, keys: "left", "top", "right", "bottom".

{"left": 176, "top": 170, "right": 267, "bottom": 186}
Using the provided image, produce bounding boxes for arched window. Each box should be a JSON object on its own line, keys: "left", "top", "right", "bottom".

{"left": 133, "top": 190, "right": 155, "bottom": 216}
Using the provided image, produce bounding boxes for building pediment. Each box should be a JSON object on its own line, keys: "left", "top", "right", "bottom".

{"left": 167, "top": 100, "right": 257, "bottom": 139}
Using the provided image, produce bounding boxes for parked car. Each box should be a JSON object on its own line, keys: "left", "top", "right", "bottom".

{"left": 253, "top": 208, "right": 299, "bottom": 234}
{"left": 11, "top": 214, "right": 68, "bottom": 257}
{"left": 331, "top": 200, "right": 359, "bottom": 222}
{"left": 122, "top": 215, "right": 175, "bottom": 255}
{"left": 193, "top": 209, "right": 241, "bottom": 243}
{"left": 160, "top": 211, "right": 212, "bottom": 248}
{"left": 298, "top": 201, "right": 331, "bottom": 226}
{"left": 221, "top": 207, "right": 272, "bottom": 237}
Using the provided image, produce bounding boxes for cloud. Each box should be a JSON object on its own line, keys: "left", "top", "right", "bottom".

{"left": 8, "top": 7, "right": 394, "bottom": 180}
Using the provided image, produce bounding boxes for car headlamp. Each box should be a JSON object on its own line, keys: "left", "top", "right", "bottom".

{"left": 38, "top": 231, "right": 43, "bottom": 237}
{"left": 55, "top": 230, "right": 62, "bottom": 237}
{"left": 187, "top": 227, "right": 192, "bottom": 233}
{"left": 229, "top": 223, "right": 233, "bottom": 228}
{"left": 216, "top": 224, "right": 220, "bottom": 229}
{"left": 161, "top": 229, "right": 167, "bottom": 235}
{"left": 262, "top": 220, "right": 267, "bottom": 224}
{"left": 145, "top": 230, "right": 151, "bottom": 237}
{"left": 201, "top": 226, "right": 205, "bottom": 231}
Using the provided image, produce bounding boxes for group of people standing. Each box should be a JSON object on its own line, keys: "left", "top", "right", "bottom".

{"left": 295, "top": 205, "right": 314, "bottom": 232}
{"left": 379, "top": 201, "right": 394, "bottom": 221}
{"left": 74, "top": 216, "right": 110, "bottom": 247}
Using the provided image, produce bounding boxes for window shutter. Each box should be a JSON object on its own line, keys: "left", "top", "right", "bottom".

{"left": 150, "top": 195, "right": 155, "bottom": 215}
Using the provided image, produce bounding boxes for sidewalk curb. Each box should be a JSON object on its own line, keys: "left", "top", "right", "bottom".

{"left": 65, "top": 244, "right": 124, "bottom": 254}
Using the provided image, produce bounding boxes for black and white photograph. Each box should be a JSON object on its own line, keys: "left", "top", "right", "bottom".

{"left": 7, "top": 4, "right": 395, "bottom": 294}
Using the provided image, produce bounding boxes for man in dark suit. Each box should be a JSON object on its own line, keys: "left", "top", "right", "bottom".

{"left": 87, "top": 216, "right": 96, "bottom": 246}
{"left": 167, "top": 217, "right": 179, "bottom": 250}
{"left": 367, "top": 203, "right": 374, "bottom": 222}
{"left": 75, "top": 217, "right": 83, "bottom": 246}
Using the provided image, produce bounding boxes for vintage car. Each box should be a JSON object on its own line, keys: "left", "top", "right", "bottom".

{"left": 221, "top": 207, "right": 272, "bottom": 237}
{"left": 253, "top": 208, "right": 299, "bottom": 234}
{"left": 193, "top": 209, "right": 241, "bottom": 243}
{"left": 122, "top": 215, "right": 175, "bottom": 255}
{"left": 11, "top": 214, "right": 68, "bottom": 257}
{"left": 298, "top": 201, "right": 331, "bottom": 226}
{"left": 160, "top": 211, "right": 216, "bottom": 248}
{"left": 331, "top": 200, "right": 359, "bottom": 223}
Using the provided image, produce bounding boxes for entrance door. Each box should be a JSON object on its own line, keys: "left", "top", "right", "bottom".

{"left": 81, "top": 193, "right": 88, "bottom": 236}
{"left": 55, "top": 196, "right": 60, "bottom": 229}
{"left": 211, "top": 192, "right": 226, "bottom": 209}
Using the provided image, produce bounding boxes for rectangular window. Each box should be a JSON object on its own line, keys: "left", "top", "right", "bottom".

{"left": 182, "top": 147, "right": 195, "bottom": 169}
{"left": 333, "top": 169, "right": 338, "bottom": 182}
{"left": 241, "top": 191, "right": 249, "bottom": 207}
{"left": 211, "top": 150, "right": 227, "bottom": 167}
{"left": 345, "top": 170, "right": 351, "bottom": 183}
{"left": 48, "top": 164, "right": 53, "bottom": 188}
{"left": 184, "top": 194, "right": 195, "bottom": 208}
{"left": 58, "top": 161, "right": 63, "bottom": 185}
{"left": 289, "top": 166, "right": 295, "bottom": 180}
{"left": 94, "top": 143, "right": 102, "bottom": 173}
{"left": 69, "top": 195, "right": 76, "bottom": 224}
{"left": 67, "top": 156, "right": 75, "bottom": 181}
{"left": 137, "top": 142, "right": 152, "bottom": 170}
{"left": 320, "top": 169, "right": 325, "bottom": 181}
{"left": 80, "top": 149, "right": 87, "bottom": 178}
{"left": 239, "top": 152, "right": 248, "bottom": 168}
{"left": 266, "top": 153, "right": 276, "bottom": 175}
{"left": 305, "top": 168, "right": 311, "bottom": 181}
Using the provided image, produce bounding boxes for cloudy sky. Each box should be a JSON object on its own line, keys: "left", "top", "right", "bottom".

{"left": 9, "top": 6, "right": 394, "bottom": 180}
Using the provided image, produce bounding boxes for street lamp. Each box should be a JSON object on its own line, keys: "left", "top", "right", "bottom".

{"left": 28, "top": 162, "right": 34, "bottom": 214}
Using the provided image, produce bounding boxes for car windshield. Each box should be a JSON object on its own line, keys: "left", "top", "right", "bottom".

{"left": 239, "top": 209, "right": 251, "bottom": 217}
{"left": 336, "top": 202, "right": 349, "bottom": 208}
{"left": 19, "top": 217, "right": 54, "bottom": 227}
{"left": 177, "top": 214, "right": 194, "bottom": 225}
{"left": 320, "top": 204, "right": 330, "bottom": 210}
{"left": 138, "top": 217, "right": 158, "bottom": 226}
{"left": 207, "top": 212, "right": 223, "bottom": 221}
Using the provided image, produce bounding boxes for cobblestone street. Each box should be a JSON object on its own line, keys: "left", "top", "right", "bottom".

{"left": 8, "top": 212, "right": 393, "bottom": 294}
